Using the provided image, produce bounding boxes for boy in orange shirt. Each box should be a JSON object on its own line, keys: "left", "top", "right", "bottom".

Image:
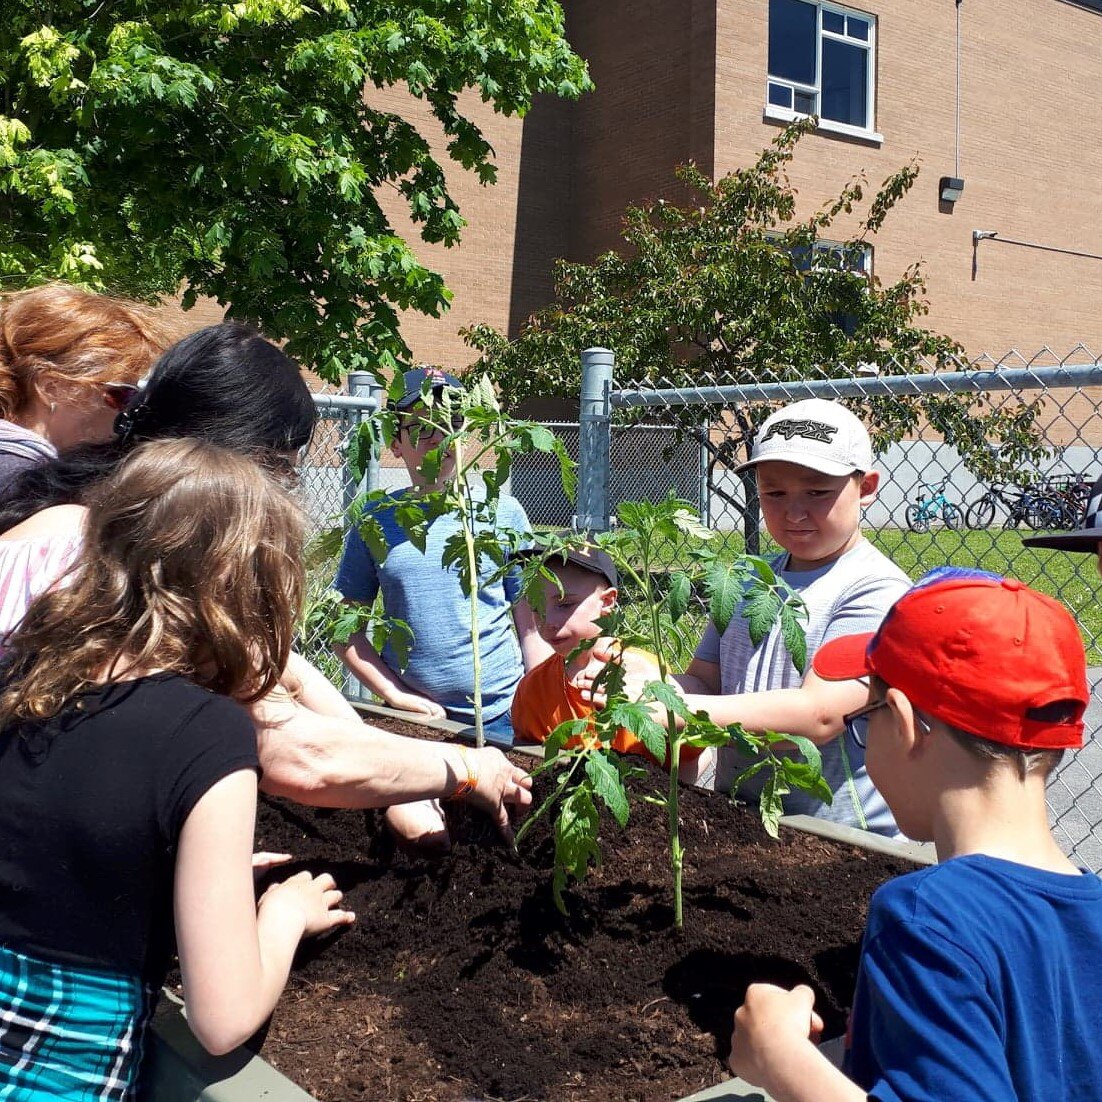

{"left": 512, "top": 546, "right": 700, "bottom": 765}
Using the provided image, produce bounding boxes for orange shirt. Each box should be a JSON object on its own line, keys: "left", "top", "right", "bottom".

{"left": 511, "top": 651, "right": 702, "bottom": 766}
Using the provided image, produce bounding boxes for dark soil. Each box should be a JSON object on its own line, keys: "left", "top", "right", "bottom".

{"left": 250, "top": 717, "right": 913, "bottom": 1102}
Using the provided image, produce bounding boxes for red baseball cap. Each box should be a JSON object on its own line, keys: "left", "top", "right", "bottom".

{"left": 813, "top": 569, "right": 1088, "bottom": 750}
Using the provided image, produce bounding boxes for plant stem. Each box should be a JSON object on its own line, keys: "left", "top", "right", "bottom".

{"left": 637, "top": 532, "right": 684, "bottom": 931}
{"left": 453, "top": 436, "right": 484, "bottom": 748}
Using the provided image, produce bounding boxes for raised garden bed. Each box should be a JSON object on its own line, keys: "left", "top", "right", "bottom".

{"left": 150, "top": 710, "right": 929, "bottom": 1102}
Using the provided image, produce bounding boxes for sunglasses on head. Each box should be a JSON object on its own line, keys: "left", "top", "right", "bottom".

{"left": 102, "top": 383, "right": 142, "bottom": 412}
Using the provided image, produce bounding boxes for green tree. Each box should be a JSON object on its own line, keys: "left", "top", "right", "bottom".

{"left": 0, "top": 0, "right": 591, "bottom": 382}
{"left": 466, "top": 119, "right": 1046, "bottom": 476}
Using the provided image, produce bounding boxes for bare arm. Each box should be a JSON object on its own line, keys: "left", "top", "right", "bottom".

{"left": 730, "top": 984, "right": 866, "bottom": 1102}
{"left": 174, "top": 770, "right": 354, "bottom": 1054}
{"left": 250, "top": 694, "right": 532, "bottom": 836}
{"left": 680, "top": 667, "right": 868, "bottom": 745}
{"left": 334, "top": 622, "right": 445, "bottom": 719}
{"left": 589, "top": 653, "right": 864, "bottom": 745}
{"left": 513, "top": 597, "right": 554, "bottom": 670}
{"left": 282, "top": 651, "right": 359, "bottom": 720}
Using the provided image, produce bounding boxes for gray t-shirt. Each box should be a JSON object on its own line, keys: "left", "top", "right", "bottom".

{"left": 692, "top": 539, "right": 910, "bottom": 836}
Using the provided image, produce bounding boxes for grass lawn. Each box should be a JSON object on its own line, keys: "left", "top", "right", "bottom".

{"left": 627, "top": 524, "right": 1102, "bottom": 666}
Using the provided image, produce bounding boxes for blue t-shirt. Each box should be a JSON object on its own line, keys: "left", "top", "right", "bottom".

{"left": 846, "top": 854, "right": 1102, "bottom": 1100}
{"left": 334, "top": 489, "right": 531, "bottom": 725}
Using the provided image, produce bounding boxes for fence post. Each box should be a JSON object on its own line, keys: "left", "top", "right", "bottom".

{"left": 342, "top": 371, "right": 384, "bottom": 704}
{"left": 577, "top": 348, "right": 613, "bottom": 532}
{"left": 345, "top": 371, "right": 384, "bottom": 506}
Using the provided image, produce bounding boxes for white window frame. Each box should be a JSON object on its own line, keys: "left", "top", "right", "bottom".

{"left": 764, "top": 0, "right": 882, "bottom": 145}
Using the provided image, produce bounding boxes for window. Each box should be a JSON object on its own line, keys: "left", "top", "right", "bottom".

{"left": 788, "top": 240, "right": 873, "bottom": 336}
{"left": 766, "top": 0, "right": 879, "bottom": 140}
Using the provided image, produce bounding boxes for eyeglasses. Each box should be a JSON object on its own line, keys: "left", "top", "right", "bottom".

{"left": 843, "top": 698, "right": 889, "bottom": 749}
{"left": 400, "top": 413, "right": 465, "bottom": 439}
{"left": 102, "top": 383, "right": 141, "bottom": 412}
{"left": 844, "top": 697, "right": 933, "bottom": 747}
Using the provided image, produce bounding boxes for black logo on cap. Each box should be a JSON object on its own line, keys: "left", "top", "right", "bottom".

{"left": 761, "top": 418, "right": 838, "bottom": 446}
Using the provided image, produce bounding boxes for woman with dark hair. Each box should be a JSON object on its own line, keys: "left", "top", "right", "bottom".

{"left": 0, "top": 321, "right": 532, "bottom": 843}
{"left": 0, "top": 321, "right": 315, "bottom": 526}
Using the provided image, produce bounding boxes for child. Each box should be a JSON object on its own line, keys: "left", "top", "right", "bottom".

{"left": 334, "top": 367, "right": 536, "bottom": 747}
{"left": 665, "top": 398, "right": 909, "bottom": 834}
{"left": 729, "top": 568, "right": 1102, "bottom": 1100}
{"left": 0, "top": 439, "right": 354, "bottom": 1099}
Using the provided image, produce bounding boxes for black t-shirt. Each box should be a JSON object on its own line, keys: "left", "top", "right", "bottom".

{"left": 0, "top": 673, "right": 258, "bottom": 986}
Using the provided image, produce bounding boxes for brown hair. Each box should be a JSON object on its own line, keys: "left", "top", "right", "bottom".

{"left": 871, "top": 675, "right": 1065, "bottom": 780}
{"left": 0, "top": 283, "right": 177, "bottom": 420}
{"left": 0, "top": 439, "right": 305, "bottom": 724}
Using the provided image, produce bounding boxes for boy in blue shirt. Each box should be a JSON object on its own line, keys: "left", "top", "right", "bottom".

{"left": 334, "top": 368, "right": 535, "bottom": 747}
{"left": 729, "top": 568, "right": 1102, "bottom": 1101}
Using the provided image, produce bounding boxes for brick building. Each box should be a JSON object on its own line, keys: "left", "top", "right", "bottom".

{"left": 375, "top": 0, "right": 1102, "bottom": 373}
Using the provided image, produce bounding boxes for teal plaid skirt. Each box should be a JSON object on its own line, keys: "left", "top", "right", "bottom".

{"left": 0, "top": 943, "right": 154, "bottom": 1100}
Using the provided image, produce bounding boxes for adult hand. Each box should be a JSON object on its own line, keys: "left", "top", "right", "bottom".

{"left": 258, "top": 870, "right": 356, "bottom": 937}
{"left": 462, "top": 747, "right": 534, "bottom": 844}
{"left": 729, "top": 983, "right": 824, "bottom": 1086}
{"left": 385, "top": 689, "right": 447, "bottom": 720}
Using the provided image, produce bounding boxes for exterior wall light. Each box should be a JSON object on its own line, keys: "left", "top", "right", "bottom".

{"left": 939, "top": 176, "right": 965, "bottom": 203}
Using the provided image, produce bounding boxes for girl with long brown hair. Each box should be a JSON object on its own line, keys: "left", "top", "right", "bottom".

{"left": 0, "top": 439, "right": 353, "bottom": 1100}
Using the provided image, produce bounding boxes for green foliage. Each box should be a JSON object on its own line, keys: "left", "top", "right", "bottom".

{"left": 347, "top": 372, "right": 575, "bottom": 743}
{"left": 0, "top": 1, "right": 591, "bottom": 380}
{"left": 514, "top": 495, "right": 829, "bottom": 927}
{"left": 466, "top": 120, "right": 1045, "bottom": 476}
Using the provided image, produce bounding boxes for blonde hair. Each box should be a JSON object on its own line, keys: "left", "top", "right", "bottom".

{"left": 0, "top": 439, "right": 305, "bottom": 723}
{"left": 0, "top": 283, "right": 177, "bottom": 420}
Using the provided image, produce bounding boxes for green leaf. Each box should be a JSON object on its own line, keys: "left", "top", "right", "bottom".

{"left": 705, "top": 560, "right": 745, "bottom": 635}
{"left": 552, "top": 784, "right": 601, "bottom": 914}
{"left": 666, "top": 571, "right": 691, "bottom": 624}
{"left": 607, "top": 700, "right": 668, "bottom": 761}
{"left": 779, "top": 601, "right": 808, "bottom": 673}
{"left": 585, "top": 752, "right": 630, "bottom": 827}
{"left": 742, "top": 585, "right": 783, "bottom": 648}
{"left": 758, "top": 769, "right": 789, "bottom": 839}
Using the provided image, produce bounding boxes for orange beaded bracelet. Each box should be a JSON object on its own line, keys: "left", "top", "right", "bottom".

{"left": 450, "top": 746, "right": 479, "bottom": 800}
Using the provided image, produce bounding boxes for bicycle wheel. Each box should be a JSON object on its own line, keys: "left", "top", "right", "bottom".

{"left": 965, "top": 496, "right": 996, "bottom": 529}
{"left": 905, "top": 504, "right": 930, "bottom": 533}
{"left": 943, "top": 503, "right": 963, "bottom": 530}
{"left": 1027, "top": 499, "right": 1063, "bottom": 530}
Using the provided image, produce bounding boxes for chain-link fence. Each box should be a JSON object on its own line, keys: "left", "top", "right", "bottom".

{"left": 296, "top": 380, "right": 381, "bottom": 694}
{"left": 562, "top": 347, "right": 1102, "bottom": 869}
{"left": 294, "top": 353, "right": 1102, "bottom": 869}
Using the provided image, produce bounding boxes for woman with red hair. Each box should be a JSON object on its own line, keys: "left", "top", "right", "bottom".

{"left": 0, "top": 283, "right": 175, "bottom": 483}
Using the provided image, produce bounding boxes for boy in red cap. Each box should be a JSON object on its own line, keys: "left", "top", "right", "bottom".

{"left": 728, "top": 567, "right": 1102, "bottom": 1101}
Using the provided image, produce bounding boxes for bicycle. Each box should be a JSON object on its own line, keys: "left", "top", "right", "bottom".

{"left": 905, "top": 478, "right": 963, "bottom": 533}
{"left": 1034, "top": 474, "right": 1092, "bottom": 530}
{"left": 965, "top": 481, "right": 1067, "bottom": 530}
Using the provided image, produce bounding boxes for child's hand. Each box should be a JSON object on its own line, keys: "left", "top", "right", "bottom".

{"left": 384, "top": 799, "right": 451, "bottom": 854}
{"left": 258, "top": 870, "right": 356, "bottom": 937}
{"left": 729, "top": 983, "right": 824, "bottom": 1085}
{"left": 251, "top": 851, "right": 292, "bottom": 877}
{"left": 385, "top": 689, "right": 447, "bottom": 720}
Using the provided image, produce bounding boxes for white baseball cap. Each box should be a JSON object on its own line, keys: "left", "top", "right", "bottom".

{"left": 735, "top": 398, "right": 873, "bottom": 476}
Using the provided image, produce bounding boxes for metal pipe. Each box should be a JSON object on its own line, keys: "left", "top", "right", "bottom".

{"left": 609, "top": 363, "right": 1102, "bottom": 410}
{"left": 576, "top": 348, "right": 614, "bottom": 532}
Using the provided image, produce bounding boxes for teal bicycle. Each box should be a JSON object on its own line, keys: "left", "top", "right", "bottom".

{"left": 905, "top": 477, "right": 963, "bottom": 533}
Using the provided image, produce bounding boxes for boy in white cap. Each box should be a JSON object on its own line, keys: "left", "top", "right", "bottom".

{"left": 729, "top": 568, "right": 1102, "bottom": 1100}
{"left": 662, "top": 397, "right": 908, "bottom": 833}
